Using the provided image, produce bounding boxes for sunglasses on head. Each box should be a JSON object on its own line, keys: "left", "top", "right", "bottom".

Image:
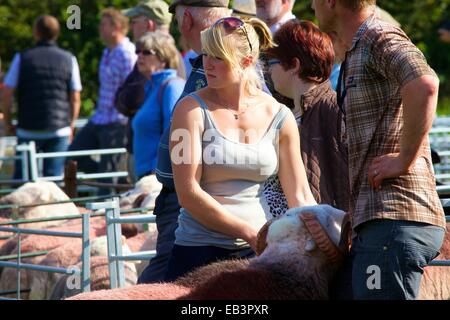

{"left": 268, "top": 59, "right": 281, "bottom": 66}
{"left": 213, "top": 17, "right": 253, "bottom": 52}
{"left": 135, "top": 49, "right": 156, "bottom": 56}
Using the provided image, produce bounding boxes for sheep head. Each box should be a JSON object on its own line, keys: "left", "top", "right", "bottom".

{"left": 256, "top": 205, "right": 350, "bottom": 264}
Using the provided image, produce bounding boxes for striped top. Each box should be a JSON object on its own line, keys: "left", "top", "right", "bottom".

{"left": 91, "top": 37, "right": 136, "bottom": 125}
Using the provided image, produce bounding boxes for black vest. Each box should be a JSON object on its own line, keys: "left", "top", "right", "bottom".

{"left": 18, "top": 41, "right": 73, "bottom": 131}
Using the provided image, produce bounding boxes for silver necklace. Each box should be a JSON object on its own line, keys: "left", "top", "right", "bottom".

{"left": 225, "top": 104, "right": 250, "bottom": 120}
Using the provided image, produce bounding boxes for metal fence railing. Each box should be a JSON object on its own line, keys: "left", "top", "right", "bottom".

{"left": 0, "top": 192, "right": 154, "bottom": 299}
{"left": 430, "top": 117, "right": 450, "bottom": 185}
{"left": 86, "top": 197, "right": 155, "bottom": 289}
{"left": 0, "top": 212, "right": 91, "bottom": 300}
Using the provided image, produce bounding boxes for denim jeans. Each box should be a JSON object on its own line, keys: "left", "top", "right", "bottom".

{"left": 163, "top": 244, "right": 255, "bottom": 282}
{"left": 349, "top": 219, "right": 445, "bottom": 300}
{"left": 14, "top": 136, "right": 70, "bottom": 179}
{"left": 68, "top": 120, "right": 127, "bottom": 194}
{"left": 137, "top": 188, "right": 181, "bottom": 284}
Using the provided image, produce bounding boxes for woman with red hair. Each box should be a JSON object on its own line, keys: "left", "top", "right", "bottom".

{"left": 263, "top": 19, "right": 349, "bottom": 216}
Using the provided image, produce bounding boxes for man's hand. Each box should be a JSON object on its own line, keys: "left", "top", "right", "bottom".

{"left": 367, "top": 153, "right": 413, "bottom": 189}
{"left": 5, "top": 123, "right": 16, "bottom": 136}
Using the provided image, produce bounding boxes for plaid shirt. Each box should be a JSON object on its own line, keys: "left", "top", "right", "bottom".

{"left": 340, "top": 15, "right": 446, "bottom": 230}
{"left": 91, "top": 37, "right": 136, "bottom": 125}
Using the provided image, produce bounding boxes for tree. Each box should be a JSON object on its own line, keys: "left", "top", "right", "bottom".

{"left": 1, "top": 0, "right": 449, "bottom": 116}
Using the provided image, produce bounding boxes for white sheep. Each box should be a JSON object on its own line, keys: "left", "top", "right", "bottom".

{"left": 0, "top": 181, "right": 80, "bottom": 229}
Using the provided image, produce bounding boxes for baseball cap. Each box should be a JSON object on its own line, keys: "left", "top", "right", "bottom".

{"left": 123, "top": 0, "right": 172, "bottom": 26}
{"left": 169, "top": 0, "right": 229, "bottom": 14}
{"left": 232, "top": 0, "right": 256, "bottom": 17}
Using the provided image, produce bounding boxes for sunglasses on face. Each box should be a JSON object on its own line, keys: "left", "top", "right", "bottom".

{"left": 136, "top": 49, "right": 156, "bottom": 56}
{"left": 213, "top": 17, "right": 253, "bottom": 52}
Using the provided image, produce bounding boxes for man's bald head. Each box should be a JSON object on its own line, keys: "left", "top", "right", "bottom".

{"left": 34, "top": 15, "right": 60, "bottom": 41}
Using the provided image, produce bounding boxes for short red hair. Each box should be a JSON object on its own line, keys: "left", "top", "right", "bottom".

{"left": 266, "top": 20, "right": 334, "bottom": 83}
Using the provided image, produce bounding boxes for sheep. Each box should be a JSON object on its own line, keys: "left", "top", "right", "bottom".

{"left": 0, "top": 216, "right": 107, "bottom": 299}
{"left": 68, "top": 205, "right": 450, "bottom": 301}
{"left": 49, "top": 256, "right": 138, "bottom": 300}
{"left": 419, "top": 225, "right": 450, "bottom": 300}
{"left": 119, "top": 175, "right": 162, "bottom": 211}
{"left": 68, "top": 205, "right": 351, "bottom": 300}
{"left": 0, "top": 181, "right": 80, "bottom": 229}
{"left": 119, "top": 175, "right": 161, "bottom": 235}
{"left": 29, "top": 235, "right": 136, "bottom": 300}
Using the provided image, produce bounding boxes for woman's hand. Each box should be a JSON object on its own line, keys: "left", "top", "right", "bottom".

{"left": 242, "top": 225, "right": 259, "bottom": 252}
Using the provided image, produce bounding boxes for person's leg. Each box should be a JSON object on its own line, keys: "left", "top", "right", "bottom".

{"left": 126, "top": 153, "right": 136, "bottom": 184}
{"left": 351, "top": 219, "right": 444, "bottom": 300}
{"left": 97, "top": 122, "right": 127, "bottom": 195}
{"left": 393, "top": 221, "right": 445, "bottom": 299}
{"left": 41, "top": 136, "right": 70, "bottom": 177}
{"left": 329, "top": 254, "right": 354, "bottom": 300}
{"left": 163, "top": 244, "right": 255, "bottom": 282}
{"left": 13, "top": 137, "right": 31, "bottom": 180}
{"left": 67, "top": 120, "right": 100, "bottom": 173}
{"left": 137, "top": 190, "right": 180, "bottom": 284}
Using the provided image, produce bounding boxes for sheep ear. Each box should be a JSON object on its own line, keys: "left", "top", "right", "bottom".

{"left": 255, "top": 220, "right": 272, "bottom": 256}
{"left": 132, "top": 192, "right": 149, "bottom": 208}
{"left": 304, "top": 237, "right": 317, "bottom": 252}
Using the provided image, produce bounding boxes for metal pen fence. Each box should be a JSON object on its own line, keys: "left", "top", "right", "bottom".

{"left": 0, "top": 195, "right": 154, "bottom": 299}
{"left": 0, "top": 212, "right": 91, "bottom": 300}
{"left": 86, "top": 197, "right": 155, "bottom": 289}
{"left": 0, "top": 194, "right": 124, "bottom": 299}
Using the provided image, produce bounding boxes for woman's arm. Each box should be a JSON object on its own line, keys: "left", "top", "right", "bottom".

{"left": 277, "top": 111, "right": 317, "bottom": 208}
{"left": 170, "top": 96, "right": 258, "bottom": 249}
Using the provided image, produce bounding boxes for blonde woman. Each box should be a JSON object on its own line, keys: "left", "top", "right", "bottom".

{"left": 166, "top": 17, "right": 316, "bottom": 281}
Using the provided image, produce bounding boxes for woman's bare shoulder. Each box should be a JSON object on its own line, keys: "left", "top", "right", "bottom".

{"left": 173, "top": 94, "right": 203, "bottom": 119}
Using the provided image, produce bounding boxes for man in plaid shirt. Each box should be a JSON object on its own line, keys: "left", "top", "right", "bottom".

{"left": 312, "top": 0, "right": 446, "bottom": 299}
{"left": 69, "top": 8, "right": 136, "bottom": 193}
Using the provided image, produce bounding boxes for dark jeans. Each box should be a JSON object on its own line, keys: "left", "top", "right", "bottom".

{"left": 137, "top": 188, "right": 181, "bottom": 284}
{"left": 14, "top": 136, "right": 70, "bottom": 179}
{"left": 164, "top": 244, "right": 255, "bottom": 282}
{"left": 67, "top": 120, "right": 127, "bottom": 194}
{"left": 331, "top": 219, "right": 445, "bottom": 300}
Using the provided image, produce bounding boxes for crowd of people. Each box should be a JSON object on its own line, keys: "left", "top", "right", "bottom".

{"left": 0, "top": 0, "right": 447, "bottom": 300}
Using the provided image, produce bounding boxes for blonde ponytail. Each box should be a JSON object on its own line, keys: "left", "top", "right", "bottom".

{"left": 246, "top": 17, "right": 275, "bottom": 51}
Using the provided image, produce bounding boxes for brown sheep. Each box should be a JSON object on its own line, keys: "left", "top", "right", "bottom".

{"left": 68, "top": 205, "right": 350, "bottom": 300}
{"left": 68, "top": 205, "right": 450, "bottom": 301}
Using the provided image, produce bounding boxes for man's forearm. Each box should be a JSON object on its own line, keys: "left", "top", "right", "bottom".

{"left": 1, "top": 87, "right": 14, "bottom": 127}
{"left": 400, "top": 75, "right": 439, "bottom": 168}
{"left": 70, "top": 91, "right": 81, "bottom": 128}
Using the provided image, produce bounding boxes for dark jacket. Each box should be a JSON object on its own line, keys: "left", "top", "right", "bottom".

{"left": 115, "top": 63, "right": 147, "bottom": 153}
{"left": 18, "top": 40, "right": 73, "bottom": 130}
{"left": 297, "top": 80, "right": 349, "bottom": 211}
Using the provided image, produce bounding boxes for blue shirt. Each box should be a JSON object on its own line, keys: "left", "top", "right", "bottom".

{"left": 132, "top": 69, "right": 185, "bottom": 179}
{"left": 155, "top": 55, "right": 207, "bottom": 188}
{"left": 182, "top": 50, "right": 198, "bottom": 78}
{"left": 330, "top": 63, "right": 341, "bottom": 91}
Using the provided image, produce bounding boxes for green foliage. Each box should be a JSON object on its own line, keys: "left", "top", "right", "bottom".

{"left": 0, "top": 0, "right": 141, "bottom": 116}
{"left": 1, "top": 0, "right": 450, "bottom": 115}
{"left": 293, "top": 0, "right": 450, "bottom": 115}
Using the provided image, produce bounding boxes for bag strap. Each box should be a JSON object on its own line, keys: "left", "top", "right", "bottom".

{"left": 157, "top": 76, "right": 182, "bottom": 132}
